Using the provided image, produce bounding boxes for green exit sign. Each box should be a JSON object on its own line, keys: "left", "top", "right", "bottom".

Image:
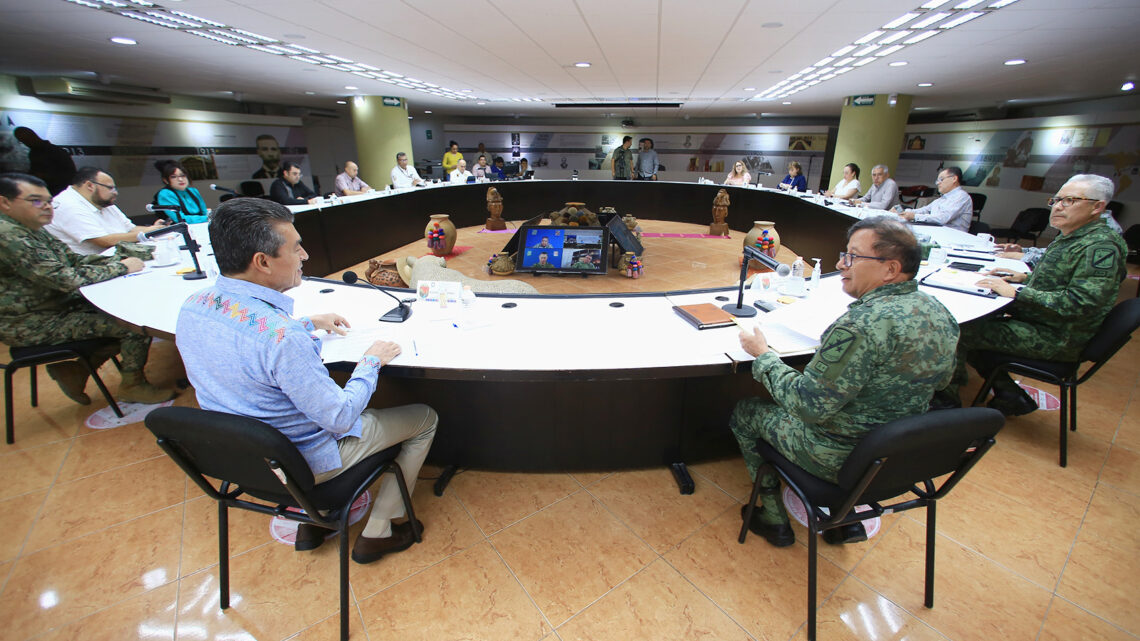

{"left": 852, "top": 95, "right": 875, "bottom": 106}
{"left": 381, "top": 96, "right": 402, "bottom": 107}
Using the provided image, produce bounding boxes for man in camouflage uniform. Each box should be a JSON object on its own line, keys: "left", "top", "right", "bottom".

{"left": 0, "top": 173, "right": 175, "bottom": 405}
{"left": 937, "top": 174, "right": 1127, "bottom": 416}
{"left": 731, "top": 216, "right": 958, "bottom": 547}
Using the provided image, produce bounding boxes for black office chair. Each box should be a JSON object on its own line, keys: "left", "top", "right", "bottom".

{"left": 990, "top": 207, "right": 1050, "bottom": 246}
{"left": 3, "top": 338, "right": 123, "bottom": 444}
{"left": 144, "top": 406, "right": 421, "bottom": 641}
{"left": 738, "top": 407, "right": 1004, "bottom": 641}
{"left": 969, "top": 192, "right": 987, "bottom": 222}
{"left": 898, "top": 185, "right": 935, "bottom": 209}
{"left": 238, "top": 181, "right": 266, "bottom": 197}
{"left": 968, "top": 220, "right": 991, "bottom": 236}
{"left": 970, "top": 298, "right": 1140, "bottom": 467}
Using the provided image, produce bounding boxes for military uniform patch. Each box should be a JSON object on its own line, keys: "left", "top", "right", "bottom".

{"left": 1091, "top": 247, "right": 1116, "bottom": 270}
{"left": 815, "top": 326, "right": 861, "bottom": 380}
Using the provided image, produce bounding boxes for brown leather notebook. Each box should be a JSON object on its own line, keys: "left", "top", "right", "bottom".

{"left": 672, "top": 303, "right": 736, "bottom": 330}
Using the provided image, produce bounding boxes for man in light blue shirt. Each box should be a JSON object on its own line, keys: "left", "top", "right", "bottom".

{"left": 176, "top": 197, "right": 436, "bottom": 564}
{"left": 900, "top": 166, "right": 973, "bottom": 232}
{"left": 636, "top": 138, "right": 659, "bottom": 180}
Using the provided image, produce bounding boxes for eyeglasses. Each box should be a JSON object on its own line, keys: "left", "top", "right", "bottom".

{"left": 21, "top": 197, "right": 54, "bottom": 209}
{"left": 169, "top": 173, "right": 188, "bottom": 180}
{"left": 1047, "top": 196, "right": 1099, "bottom": 208}
{"left": 88, "top": 180, "right": 118, "bottom": 192}
{"left": 839, "top": 251, "right": 890, "bottom": 268}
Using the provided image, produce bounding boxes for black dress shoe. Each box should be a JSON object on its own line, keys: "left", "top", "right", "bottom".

{"left": 351, "top": 520, "right": 423, "bottom": 565}
{"left": 928, "top": 390, "right": 962, "bottom": 412}
{"left": 295, "top": 523, "right": 335, "bottom": 552}
{"left": 740, "top": 505, "right": 795, "bottom": 548}
{"left": 988, "top": 389, "right": 1038, "bottom": 417}
{"left": 822, "top": 522, "right": 868, "bottom": 545}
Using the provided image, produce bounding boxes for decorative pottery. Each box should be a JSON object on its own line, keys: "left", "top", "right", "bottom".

{"left": 425, "top": 214, "right": 457, "bottom": 256}
{"left": 365, "top": 258, "right": 405, "bottom": 287}
{"left": 489, "top": 252, "right": 516, "bottom": 275}
{"left": 744, "top": 221, "right": 781, "bottom": 267}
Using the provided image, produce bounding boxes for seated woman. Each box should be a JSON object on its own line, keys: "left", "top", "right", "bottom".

{"left": 824, "top": 163, "right": 861, "bottom": 200}
{"left": 778, "top": 161, "right": 808, "bottom": 192}
{"left": 153, "top": 160, "right": 209, "bottom": 223}
{"left": 724, "top": 161, "right": 752, "bottom": 186}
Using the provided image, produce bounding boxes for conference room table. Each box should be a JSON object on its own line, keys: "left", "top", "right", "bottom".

{"left": 81, "top": 180, "right": 1022, "bottom": 472}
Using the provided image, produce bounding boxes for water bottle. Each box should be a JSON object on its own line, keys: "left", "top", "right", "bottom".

{"left": 461, "top": 285, "right": 476, "bottom": 310}
{"left": 809, "top": 257, "right": 821, "bottom": 292}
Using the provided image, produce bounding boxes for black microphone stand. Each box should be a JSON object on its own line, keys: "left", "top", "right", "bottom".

{"left": 341, "top": 271, "right": 412, "bottom": 323}
{"left": 142, "top": 222, "right": 207, "bottom": 280}
{"left": 723, "top": 244, "right": 781, "bottom": 317}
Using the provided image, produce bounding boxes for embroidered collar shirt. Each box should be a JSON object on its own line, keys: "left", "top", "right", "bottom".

{"left": 176, "top": 275, "right": 383, "bottom": 475}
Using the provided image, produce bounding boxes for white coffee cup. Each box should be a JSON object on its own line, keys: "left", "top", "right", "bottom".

{"left": 929, "top": 247, "right": 948, "bottom": 264}
{"left": 976, "top": 232, "right": 995, "bottom": 244}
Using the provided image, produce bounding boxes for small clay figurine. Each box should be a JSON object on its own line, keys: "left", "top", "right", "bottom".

{"left": 710, "top": 189, "right": 730, "bottom": 236}
{"left": 486, "top": 187, "right": 505, "bottom": 231}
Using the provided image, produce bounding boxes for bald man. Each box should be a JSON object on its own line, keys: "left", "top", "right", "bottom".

{"left": 334, "top": 161, "right": 371, "bottom": 196}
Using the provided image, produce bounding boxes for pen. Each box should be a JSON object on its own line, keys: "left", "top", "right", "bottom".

{"left": 413, "top": 340, "right": 418, "bottom": 356}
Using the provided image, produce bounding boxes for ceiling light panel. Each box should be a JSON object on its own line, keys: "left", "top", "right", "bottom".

{"left": 57, "top": 0, "right": 481, "bottom": 101}
{"left": 752, "top": 0, "right": 1017, "bottom": 102}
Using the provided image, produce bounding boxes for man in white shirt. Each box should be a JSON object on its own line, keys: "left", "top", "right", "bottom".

{"left": 449, "top": 159, "right": 473, "bottom": 183}
{"left": 390, "top": 152, "right": 423, "bottom": 189}
{"left": 853, "top": 165, "right": 900, "bottom": 210}
{"left": 47, "top": 167, "right": 165, "bottom": 255}
{"left": 899, "top": 166, "right": 973, "bottom": 232}
{"left": 333, "top": 161, "right": 371, "bottom": 196}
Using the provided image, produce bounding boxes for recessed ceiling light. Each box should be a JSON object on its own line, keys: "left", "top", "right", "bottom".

{"left": 408, "top": 116, "right": 413, "bottom": 120}
{"left": 1123, "top": 81, "right": 1136, "bottom": 91}
{"left": 889, "top": 61, "right": 908, "bottom": 67}
{"left": 344, "top": 85, "right": 358, "bottom": 90}
{"left": 477, "top": 101, "right": 486, "bottom": 105}
{"left": 424, "top": 110, "right": 432, "bottom": 114}
{"left": 304, "top": 91, "right": 316, "bottom": 95}
{"left": 761, "top": 22, "right": 782, "bottom": 28}
{"left": 744, "top": 87, "right": 756, "bottom": 92}
{"left": 574, "top": 62, "right": 591, "bottom": 68}
{"left": 782, "top": 101, "right": 792, "bottom": 105}
{"left": 461, "top": 89, "right": 473, "bottom": 92}
{"left": 1004, "top": 59, "right": 1026, "bottom": 66}
{"left": 917, "top": 82, "right": 934, "bottom": 87}
{"left": 336, "top": 100, "right": 347, "bottom": 104}
{"left": 109, "top": 37, "right": 137, "bottom": 45}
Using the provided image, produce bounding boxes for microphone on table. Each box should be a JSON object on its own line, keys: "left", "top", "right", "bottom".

{"left": 142, "top": 222, "right": 207, "bottom": 280}
{"left": 210, "top": 184, "right": 240, "bottom": 196}
{"left": 145, "top": 204, "right": 180, "bottom": 214}
{"left": 342, "top": 271, "right": 412, "bottom": 323}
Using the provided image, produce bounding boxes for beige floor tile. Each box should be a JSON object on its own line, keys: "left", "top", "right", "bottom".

{"left": 556, "top": 558, "right": 751, "bottom": 641}
{"left": 568, "top": 471, "right": 612, "bottom": 487}
{"left": 490, "top": 490, "right": 656, "bottom": 627}
{"left": 854, "top": 517, "right": 1052, "bottom": 641}
{"left": 0, "top": 441, "right": 70, "bottom": 501}
{"left": 792, "top": 577, "right": 949, "bottom": 641}
{"left": 32, "top": 581, "right": 178, "bottom": 641}
{"left": 964, "top": 437, "right": 1097, "bottom": 516}
{"left": 688, "top": 456, "right": 755, "bottom": 503}
{"left": 933, "top": 479, "right": 1082, "bottom": 588}
{"left": 24, "top": 456, "right": 187, "bottom": 552}
{"left": 348, "top": 483, "right": 485, "bottom": 600}
{"left": 1100, "top": 445, "right": 1140, "bottom": 495}
{"left": 56, "top": 422, "right": 165, "bottom": 482}
{"left": 358, "top": 542, "right": 550, "bottom": 641}
{"left": 285, "top": 608, "right": 369, "bottom": 641}
{"left": 1080, "top": 484, "right": 1140, "bottom": 552}
{"left": 0, "top": 506, "right": 182, "bottom": 639}
{"left": 1039, "top": 597, "right": 1139, "bottom": 641}
{"left": 174, "top": 541, "right": 343, "bottom": 641}
{"left": 787, "top": 509, "right": 904, "bottom": 573}
{"left": 586, "top": 468, "right": 736, "bottom": 553}
{"left": 1057, "top": 532, "right": 1140, "bottom": 634}
{"left": 0, "top": 408, "right": 78, "bottom": 454}
{"left": 179, "top": 495, "right": 279, "bottom": 578}
{"left": 665, "top": 509, "right": 847, "bottom": 641}
{"left": 0, "top": 490, "right": 46, "bottom": 563}
{"left": 448, "top": 470, "right": 581, "bottom": 534}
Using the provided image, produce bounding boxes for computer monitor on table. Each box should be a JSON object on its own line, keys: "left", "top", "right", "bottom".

{"left": 515, "top": 225, "right": 609, "bottom": 275}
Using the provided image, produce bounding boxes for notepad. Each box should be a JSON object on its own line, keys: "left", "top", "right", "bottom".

{"left": 672, "top": 303, "right": 736, "bottom": 330}
{"left": 919, "top": 266, "right": 998, "bottom": 298}
{"left": 760, "top": 323, "right": 821, "bottom": 355}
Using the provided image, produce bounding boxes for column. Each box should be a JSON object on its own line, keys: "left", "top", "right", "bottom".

{"left": 350, "top": 96, "right": 413, "bottom": 189}
{"left": 828, "top": 93, "right": 912, "bottom": 192}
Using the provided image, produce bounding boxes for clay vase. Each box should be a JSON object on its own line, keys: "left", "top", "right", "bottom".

{"left": 743, "top": 221, "right": 781, "bottom": 266}
{"left": 425, "top": 214, "right": 457, "bottom": 256}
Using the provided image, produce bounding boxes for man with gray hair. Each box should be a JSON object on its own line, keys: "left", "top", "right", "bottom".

{"left": 852, "top": 164, "right": 899, "bottom": 210}
{"left": 177, "top": 197, "right": 437, "bottom": 563}
{"left": 389, "top": 152, "right": 423, "bottom": 189}
{"left": 934, "top": 174, "right": 1126, "bottom": 416}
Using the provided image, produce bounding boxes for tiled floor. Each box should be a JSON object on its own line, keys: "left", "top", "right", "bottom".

{"left": 2, "top": 264, "right": 1139, "bottom": 640}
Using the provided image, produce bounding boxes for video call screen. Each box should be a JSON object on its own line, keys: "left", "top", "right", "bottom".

{"left": 517, "top": 226, "right": 608, "bottom": 275}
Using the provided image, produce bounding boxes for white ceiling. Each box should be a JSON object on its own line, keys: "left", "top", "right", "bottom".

{"left": 0, "top": 0, "right": 1137, "bottom": 119}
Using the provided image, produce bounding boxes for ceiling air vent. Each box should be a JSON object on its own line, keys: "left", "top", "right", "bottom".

{"left": 28, "top": 78, "right": 171, "bottom": 105}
